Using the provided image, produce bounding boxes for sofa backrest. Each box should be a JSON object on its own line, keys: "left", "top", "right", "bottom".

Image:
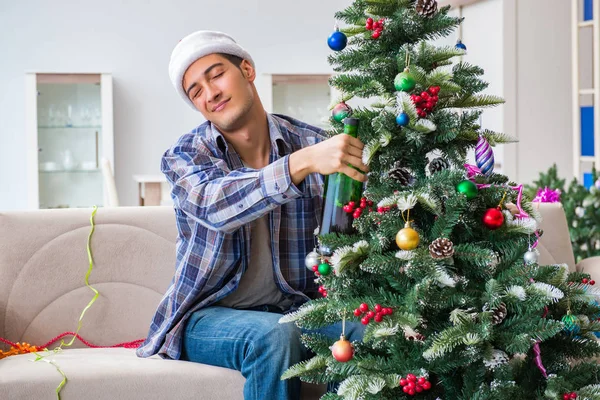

{"left": 535, "top": 202, "right": 576, "bottom": 271}
{"left": 0, "top": 206, "right": 177, "bottom": 348}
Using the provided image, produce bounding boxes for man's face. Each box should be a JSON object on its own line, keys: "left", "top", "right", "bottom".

{"left": 182, "top": 53, "right": 255, "bottom": 131}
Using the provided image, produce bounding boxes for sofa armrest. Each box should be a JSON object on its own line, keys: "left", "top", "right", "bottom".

{"left": 576, "top": 256, "right": 600, "bottom": 281}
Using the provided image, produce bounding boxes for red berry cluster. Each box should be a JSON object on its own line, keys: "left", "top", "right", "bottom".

{"left": 377, "top": 204, "right": 396, "bottom": 214}
{"left": 311, "top": 264, "right": 321, "bottom": 277}
{"left": 563, "top": 392, "right": 578, "bottom": 400}
{"left": 411, "top": 86, "right": 440, "bottom": 118}
{"left": 354, "top": 303, "right": 393, "bottom": 325}
{"left": 399, "top": 374, "right": 431, "bottom": 396}
{"left": 366, "top": 17, "right": 385, "bottom": 39}
{"left": 582, "top": 278, "right": 596, "bottom": 285}
{"left": 318, "top": 285, "right": 328, "bottom": 297}
{"left": 343, "top": 197, "right": 374, "bottom": 219}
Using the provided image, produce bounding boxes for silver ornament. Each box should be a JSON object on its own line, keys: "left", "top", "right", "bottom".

{"left": 319, "top": 244, "right": 333, "bottom": 257}
{"left": 523, "top": 249, "right": 539, "bottom": 265}
{"left": 305, "top": 251, "right": 320, "bottom": 270}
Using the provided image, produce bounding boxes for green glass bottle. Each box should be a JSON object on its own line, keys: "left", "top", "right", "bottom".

{"left": 318, "top": 117, "right": 365, "bottom": 255}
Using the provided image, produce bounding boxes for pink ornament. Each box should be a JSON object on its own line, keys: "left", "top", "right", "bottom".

{"left": 532, "top": 187, "right": 561, "bottom": 203}
{"left": 464, "top": 163, "right": 482, "bottom": 179}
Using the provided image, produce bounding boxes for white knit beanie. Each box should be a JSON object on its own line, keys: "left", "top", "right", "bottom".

{"left": 169, "top": 30, "right": 255, "bottom": 110}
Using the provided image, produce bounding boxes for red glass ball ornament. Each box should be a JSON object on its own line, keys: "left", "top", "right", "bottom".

{"left": 483, "top": 207, "right": 504, "bottom": 230}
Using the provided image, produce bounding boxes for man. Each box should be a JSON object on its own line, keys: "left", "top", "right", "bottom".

{"left": 137, "top": 30, "right": 367, "bottom": 400}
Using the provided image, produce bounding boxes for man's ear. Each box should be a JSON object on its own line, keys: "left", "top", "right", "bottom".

{"left": 240, "top": 60, "right": 256, "bottom": 82}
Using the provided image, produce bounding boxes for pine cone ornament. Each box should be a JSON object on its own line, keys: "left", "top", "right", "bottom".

{"left": 388, "top": 163, "right": 413, "bottom": 186}
{"left": 429, "top": 238, "right": 454, "bottom": 259}
{"left": 428, "top": 157, "right": 449, "bottom": 175}
{"left": 492, "top": 303, "right": 507, "bottom": 325}
{"left": 416, "top": 0, "right": 438, "bottom": 17}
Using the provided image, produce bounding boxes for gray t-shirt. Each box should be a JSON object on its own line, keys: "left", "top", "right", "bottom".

{"left": 216, "top": 191, "right": 293, "bottom": 310}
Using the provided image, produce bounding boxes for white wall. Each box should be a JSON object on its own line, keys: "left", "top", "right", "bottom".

{"left": 509, "top": 0, "right": 573, "bottom": 184}
{"left": 441, "top": 1, "right": 506, "bottom": 176}
{"left": 0, "top": 0, "right": 351, "bottom": 210}
{"left": 0, "top": 0, "right": 575, "bottom": 209}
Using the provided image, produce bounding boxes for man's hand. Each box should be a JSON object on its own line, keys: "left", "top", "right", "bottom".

{"left": 289, "top": 134, "right": 369, "bottom": 186}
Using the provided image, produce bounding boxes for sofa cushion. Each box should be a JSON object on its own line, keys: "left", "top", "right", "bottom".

{"left": 0, "top": 347, "right": 326, "bottom": 399}
{"left": 0, "top": 347, "right": 245, "bottom": 400}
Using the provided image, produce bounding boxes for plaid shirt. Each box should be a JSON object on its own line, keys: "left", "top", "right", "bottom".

{"left": 137, "top": 114, "right": 326, "bottom": 360}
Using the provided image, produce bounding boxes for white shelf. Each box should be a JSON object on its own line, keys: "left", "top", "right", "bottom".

{"left": 572, "top": 0, "right": 600, "bottom": 181}
{"left": 26, "top": 72, "right": 114, "bottom": 209}
{"left": 579, "top": 88, "right": 596, "bottom": 95}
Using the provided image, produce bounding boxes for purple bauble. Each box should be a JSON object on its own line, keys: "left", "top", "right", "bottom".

{"left": 475, "top": 136, "right": 494, "bottom": 177}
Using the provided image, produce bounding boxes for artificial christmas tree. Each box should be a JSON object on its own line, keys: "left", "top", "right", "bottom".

{"left": 282, "top": 1, "right": 600, "bottom": 399}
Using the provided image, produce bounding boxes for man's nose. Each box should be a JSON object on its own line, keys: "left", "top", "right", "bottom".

{"left": 205, "top": 83, "right": 221, "bottom": 103}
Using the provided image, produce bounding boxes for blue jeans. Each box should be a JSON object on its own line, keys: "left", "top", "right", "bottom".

{"left": 181, "top": 306, "right": 365, "bottom": 400}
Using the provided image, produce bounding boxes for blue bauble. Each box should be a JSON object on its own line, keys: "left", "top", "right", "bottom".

{"left": 455, "top": 40, "right": 467, "bottom": 51}
{"left": 396, "top": 112, "right": 410, "bottom": 126}
{"left": 327, "top": 31, "right": 347, "bottom": 51}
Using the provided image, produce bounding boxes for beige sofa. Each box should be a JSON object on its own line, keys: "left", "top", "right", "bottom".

{"left": 0, "top": 203, "right": 597, "bottom": 399}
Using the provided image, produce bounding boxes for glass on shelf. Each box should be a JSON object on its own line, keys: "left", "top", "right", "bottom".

{"left": 31, "top": 73, "right": 110, "bottom": 209}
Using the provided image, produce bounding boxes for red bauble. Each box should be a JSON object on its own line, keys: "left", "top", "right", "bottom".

{"left": 592, "top": 280, "right": 596, "bottom": 285}
{"left": 583, "top": 278, "right": 589, "bottom": 284}
{"left": 483, "top": 207, "right": 504, "bottom": 230}
{"left": 361, "top": 316, "right": 370, "bottom": 325}
{"left": 359, "top": 303, "right": 369, "bottom": 312}
{"left": 374, "top": 304, "right": 382, "bottom": 312}
{"left": 353, "top": 308, "right": 362, "bottom": 317}
{"left": 372, "top": 30, "right": 381, "bottom": 39}
{"left": 331, "top": 336, "right": 354, "bottom": 362}
{"left": 366, "top": 311, "right": 375, "bottom": 319}
{"left": 374, "top": 313, "right": 383, "bottom": 322}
